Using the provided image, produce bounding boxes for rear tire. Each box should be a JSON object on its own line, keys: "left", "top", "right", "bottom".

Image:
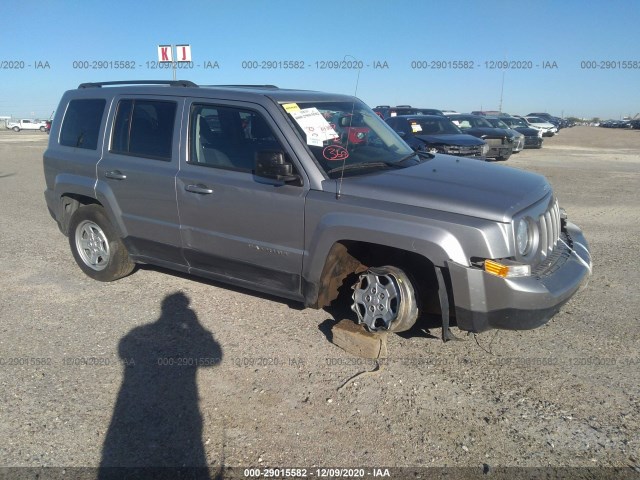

{"left": 39, "top": 126, "right": 46, "bottom": 132}
{"left": 68, "top": 205, "right": 135, "bottom": 282}
{"left": 12, "top": 126, "right": 19, "bottom": 132}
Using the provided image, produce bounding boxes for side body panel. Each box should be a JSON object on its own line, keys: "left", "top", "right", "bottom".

{"left": 175, "top": 98, "right": 307, "bottom": 298}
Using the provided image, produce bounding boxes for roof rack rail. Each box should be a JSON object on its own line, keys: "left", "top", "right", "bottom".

{"left": 204, "top": 84, "right": 279, "bottom": 89}
{"left": 78, "top": 80, "right": 198, "bottom": 89}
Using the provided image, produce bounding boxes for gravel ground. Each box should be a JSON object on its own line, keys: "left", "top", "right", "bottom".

{"left": 0, "top": 127, "right": 638, "bottom": 479}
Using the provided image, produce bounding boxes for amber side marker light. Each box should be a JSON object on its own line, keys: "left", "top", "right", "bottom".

{"left": 484, "top": 259, "right": 531, "bottom": 278}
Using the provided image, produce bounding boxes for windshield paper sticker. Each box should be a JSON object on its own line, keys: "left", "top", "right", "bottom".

{"left": 282, "top": 103, "right": 301, "bottom": 113}
{"left": 290, "top": 108, "right": 339, "bottom": 146}
{"left": 411, "top": 123, "right": 422, "bottom": 133}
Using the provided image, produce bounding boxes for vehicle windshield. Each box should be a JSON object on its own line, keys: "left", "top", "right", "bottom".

{"left": 527, "top": 117, "right": 544, "bottom": 123}
{"left": 451, "top": 116, "right": 494, "bottom": 129}
{"left": 409, "top": 117, "right": 462, "bottom": 135}
{"left": 504, "top": 117, "right": 528, "bottom": 128}
{"left": 282, "top": 100, "right": 417, "bottom": 177}
{"left": 486, "top": 118, "right": 510, "bottom": 129}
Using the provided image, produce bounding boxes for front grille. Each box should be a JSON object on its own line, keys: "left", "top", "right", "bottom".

{"left": 533, "top": 231, "right": 570, "bottom": 278}
{"left": 485, "top": 138, "right": 503, "bottom": 147}
{"left": 524, "top": 137, "right": 540, "bottom": 145}
{"left": 538, "top": 199, "right": 561, "bottom": 259}
{"left": 443, "top": 145, "right": 482, "bottom": 156}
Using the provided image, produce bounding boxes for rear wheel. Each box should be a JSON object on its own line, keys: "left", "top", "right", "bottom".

{"left": 12, "top": 126, "right": 19, "bottom": 132}
{"left": 39, "top": 126, "right": 46, "bottom": 132}
{"left": 351, "top": 265, "right": 418, "bottom": 332}
{"left": 68, "top": 205, "right": 134, "bottom": 281}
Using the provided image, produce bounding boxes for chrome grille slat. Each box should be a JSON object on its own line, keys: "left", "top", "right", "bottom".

{"left": 544, "top": 211, "right": 553, "bottom": 253}
{"left": 551, "top": 207, "right": 557, "bottom": 249}
{"left": 537, "top": 199, "right": 561, "bottom": 259}
{"left": 539, "top": 213, "right": 548, "bottom": 258}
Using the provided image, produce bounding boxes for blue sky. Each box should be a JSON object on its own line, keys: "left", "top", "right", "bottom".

{"left": 1, "top": 0, "right": 639, "bottom": 119}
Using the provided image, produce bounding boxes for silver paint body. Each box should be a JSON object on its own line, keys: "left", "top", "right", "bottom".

{"left": 43, "top": 84, "right": 591, "bottom": 332}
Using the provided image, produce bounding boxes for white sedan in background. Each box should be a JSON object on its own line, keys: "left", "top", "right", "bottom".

{"left": 522, "top": 116, "right": 558, "bottom": 136}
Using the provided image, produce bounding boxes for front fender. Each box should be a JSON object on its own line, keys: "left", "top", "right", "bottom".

{"left": 301, "top": 189, "right": 514, "bottom": 305}
{"left": 302, "top": 211, "right": 467, "bottom": 289}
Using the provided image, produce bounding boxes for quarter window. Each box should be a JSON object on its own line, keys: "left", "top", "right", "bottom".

{"left": 111, "top": 99, "right": 177, "bottom": 160}
{"left": 60, "top": 99, "right": 106, "bottom": 150}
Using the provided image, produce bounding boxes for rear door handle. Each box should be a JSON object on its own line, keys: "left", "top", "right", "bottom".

{"left": 105, "top": 170, "right": 127, "bottom": 180}
{"left": 185, "top": 184, "right": 214, "bottom": 194}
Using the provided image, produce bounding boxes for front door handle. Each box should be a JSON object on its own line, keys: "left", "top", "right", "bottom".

{"left": 185, "top": 184, "right": 214, "bottom": 194}
{"left": 105, "top": 170, "right": 127, "bottom": 180}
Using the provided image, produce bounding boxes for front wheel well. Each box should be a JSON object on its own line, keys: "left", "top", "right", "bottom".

{"left": 314, "top": 241, "right": 441, "bottom": 314}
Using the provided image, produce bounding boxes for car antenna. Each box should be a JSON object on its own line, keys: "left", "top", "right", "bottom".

{"left": 336, "top": 54, "right": 362, "bottom": 200}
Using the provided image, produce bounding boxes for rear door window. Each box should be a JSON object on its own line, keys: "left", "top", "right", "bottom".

{"left": 111, "top": 99, "right": 177, "bottom": 160}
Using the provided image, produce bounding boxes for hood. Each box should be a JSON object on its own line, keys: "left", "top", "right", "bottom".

{"left": 328, "top": 155, "right": 551, "bottom": 223}
{"left": 513, "top": 127, "right": 541, "bottom": 136}
{"left": 504, "top": 128, "right": 523, "bottom": 138}
{"left": 414, "top": 133, "right": 485, "bottom": 146}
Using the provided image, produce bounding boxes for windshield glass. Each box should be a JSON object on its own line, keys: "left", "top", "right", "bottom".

{"left": 409, "top": 117, "right": 462, "bottom": 135}
{"left": 486, "top": 118, "right": 510, "bottom": 129}
{"left": 451, "top": 116, "right": 494, "bottom": 129}
{"left": 282, "top": 100, "right": 416, "bottom": 177}
{"left": 527, "top": 117, "right": 544, "bottom": 123}
{"left": 504, "top": 117, "right": 528, "bottom": 128}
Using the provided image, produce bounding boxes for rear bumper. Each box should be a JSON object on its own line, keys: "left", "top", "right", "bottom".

{"left": 447, "top": 222, "right": 591, "bottom": 332}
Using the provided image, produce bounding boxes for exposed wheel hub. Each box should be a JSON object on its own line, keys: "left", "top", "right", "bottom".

{"left": 351, "top": 268, "right": 401, "bottom": 331}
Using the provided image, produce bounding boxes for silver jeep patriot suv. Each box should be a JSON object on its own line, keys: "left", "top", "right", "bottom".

{"left": 43, "top": 80, "right": 591, "bottom": 338}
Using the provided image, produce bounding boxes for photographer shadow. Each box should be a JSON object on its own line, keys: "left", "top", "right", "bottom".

{"left": 99, "top": 292, "right": 223, "bottom": 480}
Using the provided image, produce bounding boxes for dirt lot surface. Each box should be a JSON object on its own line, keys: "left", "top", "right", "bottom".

{"left": 0, "top": 127, "right": 638, "bottom": 479}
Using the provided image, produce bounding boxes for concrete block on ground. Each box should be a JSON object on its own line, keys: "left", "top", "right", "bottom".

{"left": 331, "top": 319, "right": 388, "bottom": 359}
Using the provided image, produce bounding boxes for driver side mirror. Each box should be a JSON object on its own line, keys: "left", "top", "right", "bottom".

{"left": 255, "top": 150, "right": 301, "bottom": 184}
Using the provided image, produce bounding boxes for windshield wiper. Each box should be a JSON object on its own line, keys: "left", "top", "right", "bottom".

{"left": 326, "top": 161, "right": 403, "bottom": 176}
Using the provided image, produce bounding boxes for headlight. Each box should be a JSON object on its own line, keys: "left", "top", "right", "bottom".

{"left": 481, "top": 143, "right": 489, "bottom": 156}
{"left": 516, "top": 218, "right": 532, "bottom": 255}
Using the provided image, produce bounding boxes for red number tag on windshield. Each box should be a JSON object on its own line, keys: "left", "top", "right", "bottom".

{"left": 322, "top": 145, "right": 349, "bottom": 161}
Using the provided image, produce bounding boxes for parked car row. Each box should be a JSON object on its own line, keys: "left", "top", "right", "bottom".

{"left": 373, "top": 105, "right": 552, "bottom": 161}
{"left": 599, "top": 119, "right": 640, "bottom": 129}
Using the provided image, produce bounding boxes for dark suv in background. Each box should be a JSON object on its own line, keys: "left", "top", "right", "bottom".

{"left": 385, "top": 115, "right": 488, "bottom": 158}
{"left": 499, "top": 116, "right": 544, "bottom": 149}
{"left": 447, "top": 114, "right": 514, "bottom": 160}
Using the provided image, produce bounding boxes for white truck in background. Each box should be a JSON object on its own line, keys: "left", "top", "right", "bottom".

{"left": 7, "top": 119, "right": 47, "bottom": 132}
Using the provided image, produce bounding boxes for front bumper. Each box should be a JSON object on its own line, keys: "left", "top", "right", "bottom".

{"left": 487, "top": 145, "right": 513, "bottom": 159}
{"left": 447, "top": 222, "right": 591, "bottom": 332}
{"left": 524, "top": 136, "right": 543, "bottom": 148}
